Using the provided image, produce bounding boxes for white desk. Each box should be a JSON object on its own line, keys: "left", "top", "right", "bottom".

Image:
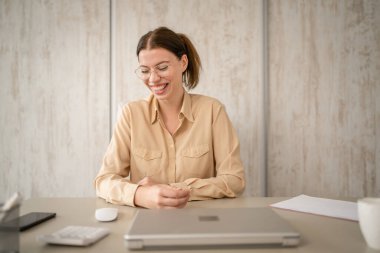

{"left": 18, "top": 197, "right": 376, "bottom": 253}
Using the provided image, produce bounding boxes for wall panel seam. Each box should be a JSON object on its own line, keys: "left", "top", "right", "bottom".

{"left": 109, "top": 0, "right": 115, "bottom": 140}
{"left": 262, "top": 0, "right": 269, "bottom": 197}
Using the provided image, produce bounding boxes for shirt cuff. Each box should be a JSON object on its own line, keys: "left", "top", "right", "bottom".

{"left": 122, "top": 183, "right": 139, "bottom": 207}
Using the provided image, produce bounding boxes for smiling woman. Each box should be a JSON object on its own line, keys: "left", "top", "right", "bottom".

{"left": 94, "top": 27, "right": 245, "bottom": 209}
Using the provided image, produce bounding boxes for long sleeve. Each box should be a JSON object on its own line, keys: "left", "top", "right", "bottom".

{"left": 94, "top": 105, "right": 139, "bottom": 206}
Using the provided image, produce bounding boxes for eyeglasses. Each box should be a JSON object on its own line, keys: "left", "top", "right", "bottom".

{"left": 135, "top": 63, "right": 171, "bottom": 81}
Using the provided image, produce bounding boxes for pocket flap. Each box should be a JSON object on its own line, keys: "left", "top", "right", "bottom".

{"left": 133, "top": 147, "right": 162, "bottom": 160}
{"left": 182, "top": 144, "right": 209, "bottom": 158}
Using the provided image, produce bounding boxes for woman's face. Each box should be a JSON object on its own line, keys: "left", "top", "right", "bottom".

{"left": 137, "top": 48, "right": 188, "bottom": 102}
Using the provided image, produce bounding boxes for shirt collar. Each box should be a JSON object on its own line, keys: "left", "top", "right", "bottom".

{"left": 180, "top": 91, "right": 194, "bottom": 122}
{"left": 149, "top": 91, "right": 194, "bottom": 124}
{"left": 149, "top": 94, "right": 159, "bottom": 124}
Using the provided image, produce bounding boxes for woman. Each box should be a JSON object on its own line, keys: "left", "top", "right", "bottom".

{"left": 95, "top": 27, "right": 245, "bottom": 209}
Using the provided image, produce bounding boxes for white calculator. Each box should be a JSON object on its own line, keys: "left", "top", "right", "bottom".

{"left": 37, "top": 226, "right": 110, "bottom": 246}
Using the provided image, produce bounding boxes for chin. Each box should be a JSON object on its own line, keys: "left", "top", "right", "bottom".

{"left": 152, "top": 84, "right": 172, "bottom": 100}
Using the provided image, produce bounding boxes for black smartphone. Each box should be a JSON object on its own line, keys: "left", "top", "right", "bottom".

{"left": 0, "top": 212, "right": 56, "bottom": 231}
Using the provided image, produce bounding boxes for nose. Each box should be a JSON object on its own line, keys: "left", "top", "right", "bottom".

{"left": 148, "top": 69, "right": 160, "bottom": 84}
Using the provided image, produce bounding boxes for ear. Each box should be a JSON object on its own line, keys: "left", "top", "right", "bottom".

{"left": 180, "top": 54, "right": 188, "bottom": 72}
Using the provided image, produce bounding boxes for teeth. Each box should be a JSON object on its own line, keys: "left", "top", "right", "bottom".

{"left": 151, "top": 84, "right": 167, "bottom": 91}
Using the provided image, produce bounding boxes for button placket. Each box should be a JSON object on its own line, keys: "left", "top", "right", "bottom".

{"left": 168, "top": 136, "right": 176, "bottom": 182}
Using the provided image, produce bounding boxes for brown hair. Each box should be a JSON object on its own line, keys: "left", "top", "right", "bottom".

{"left": 136, "top": 27, "right": 202, "bottom": 90}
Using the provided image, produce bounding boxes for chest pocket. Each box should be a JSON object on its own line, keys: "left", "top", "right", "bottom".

{"left": 182, "top": 144, "right": 209, "bottom": 158}
{"left": 133, "top": 147, "right": 162, "bottom": 177}
{"left": 181, "top": 144, "right": 211, "bottom": 178}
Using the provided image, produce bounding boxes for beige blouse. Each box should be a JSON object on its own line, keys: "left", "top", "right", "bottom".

{"left": 94, "top": 91, "right": 245, "bottom": 206}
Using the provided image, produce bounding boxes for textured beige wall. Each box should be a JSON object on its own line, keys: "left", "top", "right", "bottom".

{"left": 112, "top": 0, "right": 265, "bottom": 196}
{"left": 0, "top": 0, "right": 110, "bottom": 200}
{"left": 268, "top": 0, "right": 380, "bottom": 197}
{"left": 1, "top": 0, "right": 379, "bottom": 200}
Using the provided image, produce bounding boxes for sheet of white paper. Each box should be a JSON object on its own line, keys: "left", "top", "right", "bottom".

{"left": 270, "top": 195, "right": 358, "bottom": 221}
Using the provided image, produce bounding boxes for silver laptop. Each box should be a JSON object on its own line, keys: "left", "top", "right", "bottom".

{"left": 124, "top": 207, "right": 300, "bottom": 250}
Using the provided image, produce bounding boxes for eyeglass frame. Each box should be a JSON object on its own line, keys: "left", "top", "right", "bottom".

{"left": 134, "top": 61, "right": 172, "bottom": 81}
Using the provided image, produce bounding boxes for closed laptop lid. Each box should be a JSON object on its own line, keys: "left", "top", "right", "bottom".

{"left": 124, "top": 207, "right": 300, "bottom": 250}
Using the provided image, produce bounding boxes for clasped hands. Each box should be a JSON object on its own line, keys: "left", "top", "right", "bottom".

{"left": 134, "top": 177, "right": 190, "bottom": 209}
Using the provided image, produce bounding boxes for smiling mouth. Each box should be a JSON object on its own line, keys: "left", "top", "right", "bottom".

{"left": 150, "top": 83, "right": 169, "bottom": 95}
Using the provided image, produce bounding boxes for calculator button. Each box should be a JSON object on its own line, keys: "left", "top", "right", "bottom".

{"left": 37, "top": 226, "right": 110, "bottom": 246}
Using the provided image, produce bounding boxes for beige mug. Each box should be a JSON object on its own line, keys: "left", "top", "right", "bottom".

{"left": 358, "top": 198, "right": 380, "bottom": 250}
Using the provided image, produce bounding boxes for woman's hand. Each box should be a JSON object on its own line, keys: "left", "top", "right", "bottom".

{"left": 137, "top": 176, "right": 159, "bottom": 186}
{"left": 134, "top": 177, "right": 190, "bottom": 209}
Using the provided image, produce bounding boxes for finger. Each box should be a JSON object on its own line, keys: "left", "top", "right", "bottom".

{"left": 158, "top": 195, "right": 189, "bottom": 208}
{"left": 158, "top": 185, "right": 190, "bottom": 199}
{"left": 175, "top": 196, "right": 190, "bottom": 209}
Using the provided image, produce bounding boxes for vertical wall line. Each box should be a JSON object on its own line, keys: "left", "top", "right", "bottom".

{"left": 109, "top": 0, "right": 116, "bottom": 140}
{"left": 262, "top": 0, "right": 269, "bottom": 197}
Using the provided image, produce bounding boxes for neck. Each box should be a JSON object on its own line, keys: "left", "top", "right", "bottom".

{"left": 158, "top": 87, "right": 184, "bottom": 115}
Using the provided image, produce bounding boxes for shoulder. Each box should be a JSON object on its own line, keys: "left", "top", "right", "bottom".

{"left": 189, "top": 93, "right": 224, "bottom": 109}
{"left": 188, "top": 93, "right": 227, "bottom": 123}
{"left": 118, "top": 96, "right": 153, "bottom": 124}
{"left": 121, "top": 96, "right": 151, "bottom": 113}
